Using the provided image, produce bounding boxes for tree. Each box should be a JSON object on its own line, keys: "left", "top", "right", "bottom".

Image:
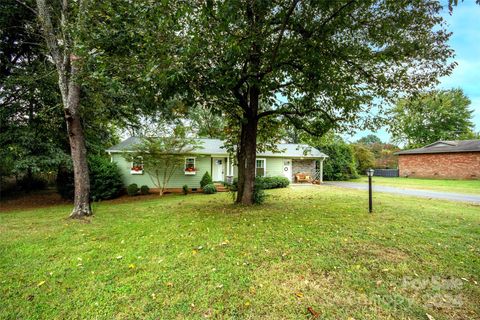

{"left": 183, "top": 0, "right": 454, "bottom": 204}
{"left": 317, "top": 135, "right": 358, "bottom": 181}
{"left": 125, "top": 126, "right": 199, "bottom": 196}
{"left": 352, "top": 144, "right": 376, "bottom": 174}
{"left": 356, "top": 135, "right": 382, "bottom": 146}
{"left": 35, "top": 0, "right": 92, "bottom": 218}
{"left": 1, "top": 0, "right": 69, "bottom": 188}
{"left": 188, "top": 107, "right": 226, "bottom": 139}
{"left": 388, "top": 89, "right": 475, "bottom": 148}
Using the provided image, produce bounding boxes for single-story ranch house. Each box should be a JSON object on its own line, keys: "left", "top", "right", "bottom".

{"left": 395, "top": 140, "right": 480, "bottom": 179}
{"left": 106, "top": 137, "right": 328, "bottom": 191}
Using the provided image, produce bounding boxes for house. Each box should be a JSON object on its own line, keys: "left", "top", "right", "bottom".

{"left": 395, "top": 140, "right": 480, "bottom": 179}
{"left": 106, "top": 137, "right": 328, "bottom": 191}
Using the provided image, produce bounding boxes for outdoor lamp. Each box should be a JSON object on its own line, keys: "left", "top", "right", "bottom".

{"left": 366, "top": 168, "right": 374, "bottom": 177}
{"left": 366, "top": 168, "right": 374, "bottom": 213}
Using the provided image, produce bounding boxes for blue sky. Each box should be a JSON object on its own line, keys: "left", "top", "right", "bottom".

{"left": 348, "top": 1, "right": 480, "bottom": 143}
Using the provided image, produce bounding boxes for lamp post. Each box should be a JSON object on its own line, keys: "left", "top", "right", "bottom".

{"left": 366, "top": 168, "right": 374, "bottom": 213}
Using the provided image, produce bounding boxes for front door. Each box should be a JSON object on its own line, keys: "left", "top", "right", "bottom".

{"left": 283, "top": 159, "right": 292, "bottom": 181}
{"left": 212, "top": 158, "right": 224, "bottom": 181}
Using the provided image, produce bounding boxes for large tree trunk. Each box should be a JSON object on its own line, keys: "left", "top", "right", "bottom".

{"left": 36, "top": 0, "right": 92, "bottom": 218}
{"left": 236, "top": 86, "right": 259, "bottom": 205}
{"left": 236, "top": 116, "right": 258, "bottom": 204}
{"left": 64, "top": 60, "right": 92, "bottom": 218}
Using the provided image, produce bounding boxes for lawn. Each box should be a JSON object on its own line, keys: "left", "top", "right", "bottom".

{"left": 1, "top": 186, "right": 479, "bottom": 319}
{"left": 350, "top": 176, "right": 480, "bottom": 195}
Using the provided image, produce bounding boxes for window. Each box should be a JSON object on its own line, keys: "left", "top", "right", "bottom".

{"left": 255, "top": 158, "right": 266, "bottom": 177}
{"left": 130, "top": 157, "right": 143, "bottom": 175}
{"left": 184, "top": 157, "right": 196, "bottom": 175}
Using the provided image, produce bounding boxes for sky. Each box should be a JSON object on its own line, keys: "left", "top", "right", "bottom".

{"left": 347, "top": 1, "right": 480, "bottom": 143}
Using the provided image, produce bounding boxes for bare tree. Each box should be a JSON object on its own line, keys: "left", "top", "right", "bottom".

{"left": 36, "top": 0, "right": 91, "bottom": 218}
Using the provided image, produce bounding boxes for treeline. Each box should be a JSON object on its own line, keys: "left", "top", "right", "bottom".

{"left": 310, "top": 134, "right": 399, "bottom": 181}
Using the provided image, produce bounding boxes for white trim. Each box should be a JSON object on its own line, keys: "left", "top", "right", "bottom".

{"left": 319, "top": 158, "right": 324, "bottom": 183}
{"left": 130, "top": 156, "right": 144, "bottom": 175}
{"left": 184, "top": 156, "right": 196, "bottom": 175}
{"left": 255, "top": 158, "right": 267, "bottom": 177}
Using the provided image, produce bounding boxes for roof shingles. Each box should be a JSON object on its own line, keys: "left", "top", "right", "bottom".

{"left": 106, "top": 137, "right": 327, "bottom": 158}
{"left": 395, "top": 140, "right": 480, "bottom": 155}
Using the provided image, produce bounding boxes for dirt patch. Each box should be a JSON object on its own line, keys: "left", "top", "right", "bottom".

{"left": 0, "top": 189, "right": 201, "bottom": 213}
{"left": 351, "top": 243, "right": 410, "bottom": 263}
{"left": 0, "top": 189, "right": 70, "bottom": 212}
{"left": 372, "top": 246, "right": 410, "bottom": 263}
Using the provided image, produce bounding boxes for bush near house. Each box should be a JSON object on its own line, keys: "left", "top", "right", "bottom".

{"left": 202, "top": 183, "right": 217, "bottom": 194}
{"left": 140, "top": 185, "right": 150, "bottom": 195}
{"left": 182, "top": 184, "right": 189, "bottom": 195}
{"left": 253, "top": 184, "right": 266, "bottom": 204}
{"left": 318, "top": 141, "right": 358, "bottom": 180}
{"left": 200, "top": 171, "right": 213, "bottom": 188}
{"left": 57, "top": 156, "right": 124, "bottom": 200}
{"left": 127, "top": 184, "right": 139, "bottom": 196}
{"left": 255, "top": 176, "right": 290, "bottom": 189}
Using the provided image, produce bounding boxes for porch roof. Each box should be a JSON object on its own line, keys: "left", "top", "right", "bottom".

{"left": 106, "top": 137, "right": 327, "bottom": 159}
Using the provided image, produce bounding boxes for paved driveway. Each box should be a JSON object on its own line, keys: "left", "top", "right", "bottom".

{"left": 323, "top": 181, "right": 480, "bottom": 204}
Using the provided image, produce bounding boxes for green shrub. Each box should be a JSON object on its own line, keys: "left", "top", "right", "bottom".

{"left": 89, "top": 156, "right": 124, "bottom": 200}
{"left": 140, "top": 185, "right": 150, "bottom": 195}
{"left": 57, "top": 156, "right": 124, "bottom": 200}
{"left": 226, "top": 178, "right": 238, "bottom": 202}
{"left": 127, "top": 183, "right": 139, "bottom": 196}
{"left": 203, "top": 183, "right": 217, "bottom": 194}
{"left": 255, "top": 176, "right": 289, "bottom": 189}
{"left": 200, "top": 171, "right": 213, "bottom": 188}
{"left": 182, "top": 184, "right": 189, "bottom": 195}
{"left": 317, "top": 139, "right": 358, "bottom": 181}
{"left": 225, "top": 178, "right": 272, "bottom": 203}
{"left": 253, "top": 184, "right": 266, "bottom": 204}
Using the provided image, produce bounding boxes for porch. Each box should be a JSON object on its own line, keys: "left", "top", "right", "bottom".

{"left": 283, "top": 158, "right": 325, "bottom": 184}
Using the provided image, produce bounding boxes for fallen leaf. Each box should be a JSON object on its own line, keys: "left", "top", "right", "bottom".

{"left": 128, "top": 264, "right": 136, "bottom": 269}
{"left": 295, "top": 291, "right": 304, "bottom": 298}
{"left": 37, "top": 281, "right": 46, "bottom": 287}
{"left": 426, "top": 313, "right": 435, "bottom": 320}
{"left": 116, "top": 256, "right": 123, "bottom": 260}
{"left": 307, "top": 306, "right": 320, "bottom": 318}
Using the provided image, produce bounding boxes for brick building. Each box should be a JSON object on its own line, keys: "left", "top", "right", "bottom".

{"left": 395, "top": 140, "right": 480, "bottom": 179}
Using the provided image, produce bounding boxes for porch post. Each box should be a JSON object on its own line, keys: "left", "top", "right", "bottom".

{"left": 319, "top": 159, "right": 324, "bottom": 183}
{"left": 227, "top": 157, "right": 230, "bottom": 176}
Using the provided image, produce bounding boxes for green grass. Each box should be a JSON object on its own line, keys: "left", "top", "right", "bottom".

{"left": 350, "top": 176, "right": 480, "bottom": 195}
{"left": 1, "top": 187, "right": 479, "bottom": 319}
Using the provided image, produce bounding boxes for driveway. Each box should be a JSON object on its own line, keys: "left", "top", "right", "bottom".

{"left": 322, "top": 181, "right": 480, "bottom": 204}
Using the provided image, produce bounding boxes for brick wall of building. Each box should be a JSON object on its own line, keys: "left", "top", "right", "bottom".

{"left": 398, "top": 152, "right": 480, "bottom": 179}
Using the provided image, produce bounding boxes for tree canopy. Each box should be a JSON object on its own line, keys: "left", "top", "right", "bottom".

{"left": 388, "top": 89, "right": 476, "bottom": 148}
{"left": 356, "top": 135, "right": 383, "bottom": 146}
{"left": 178, "top": 0, "right": 454, "bottom": 203}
